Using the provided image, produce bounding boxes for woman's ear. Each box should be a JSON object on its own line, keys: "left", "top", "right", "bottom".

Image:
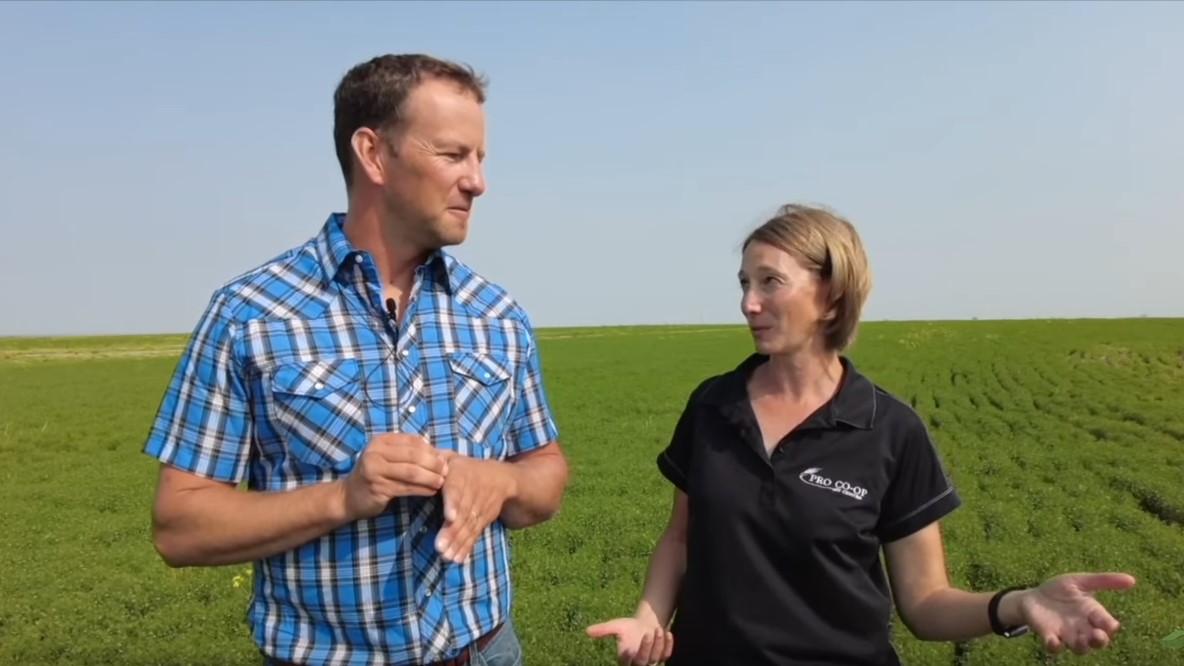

{"left": 817, "top": 280, "right": 839, "bottom": 321}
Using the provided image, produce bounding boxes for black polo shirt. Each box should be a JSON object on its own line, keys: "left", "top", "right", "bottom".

{"left": 657, "top": 353, "right": 962, "bottom": 666}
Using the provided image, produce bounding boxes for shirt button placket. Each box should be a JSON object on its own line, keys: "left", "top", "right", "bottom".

{"left": 399, "top": 335, "right": 420, "bottom": 425}
{"left": 762, "top": 446, "right": 780, "bottom": 507}
{"left": 760, "top": 482, "right": 775, "bottom": 507}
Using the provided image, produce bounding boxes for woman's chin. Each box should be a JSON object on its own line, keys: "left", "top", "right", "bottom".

{"left": 751, "top": 336, "right": 779, "bottom": 355}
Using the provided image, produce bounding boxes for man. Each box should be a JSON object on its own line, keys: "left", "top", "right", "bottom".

{"left": 143, "top": 54, "right": 569, "bottom": 666}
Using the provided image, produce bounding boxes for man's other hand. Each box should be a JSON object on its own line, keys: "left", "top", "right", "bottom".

{"left": 434, "top": 452, "right": 516, "bottom": 563}
{"left": 340, "top": 433, "right": 449, "bottom": 521}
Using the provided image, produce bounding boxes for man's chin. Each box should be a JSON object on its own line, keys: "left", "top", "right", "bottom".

{"left": 432, "top": 229, "right": 468, "bottom": 249}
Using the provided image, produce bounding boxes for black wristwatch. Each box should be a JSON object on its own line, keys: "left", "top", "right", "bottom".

{"left": 988, "top": 586, "right": 1031, "bottom": 638}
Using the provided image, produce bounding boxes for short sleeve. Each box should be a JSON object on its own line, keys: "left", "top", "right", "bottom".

{"left": 875, "top": 418, "right": 962, "bottom": 543}
{"left": 656, "top": 379, "right": 712, "bottom": 492}
{"left": 505, "top": 322, "right": 559, "bottom": 457}
{"left": 142, "top": 289, "right": 253, "bottom": 484}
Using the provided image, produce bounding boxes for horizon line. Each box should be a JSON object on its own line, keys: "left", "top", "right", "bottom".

{"left": 1, "top": 315, "right": 1180, "bottom": 342}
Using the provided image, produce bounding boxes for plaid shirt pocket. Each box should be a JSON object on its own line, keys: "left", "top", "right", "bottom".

{"left": 269, "top": 357, "right": 371, "bottom": 472}
{"left": 447, "top": 351, "right": 514, "bottom": 454}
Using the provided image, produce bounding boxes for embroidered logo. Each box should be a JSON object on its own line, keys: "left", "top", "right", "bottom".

{"left": 798, "top": 467, "right": 869, "bottom": 501}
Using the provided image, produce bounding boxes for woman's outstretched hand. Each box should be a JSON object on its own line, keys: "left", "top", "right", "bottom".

{"left": 587, "top": 617, "right": 674, "bottom": 665}
{"left": 1018, "top": 572, "right": 1137, "bottom": 655}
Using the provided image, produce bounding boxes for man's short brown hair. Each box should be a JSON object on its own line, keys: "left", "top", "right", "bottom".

{"left": 742, "top": 203, "right": 873, "bottom": 352}
{"left": 332, "top": 53, "right": 488, "bottom": 188}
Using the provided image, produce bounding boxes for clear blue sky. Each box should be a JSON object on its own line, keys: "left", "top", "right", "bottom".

{"left": 1, "top": 1, "right": 1180, "bottom": 337}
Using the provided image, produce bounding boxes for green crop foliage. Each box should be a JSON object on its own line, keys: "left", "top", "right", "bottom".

{"left": 1, "top": 318, "right": 1182, "bottom": 665}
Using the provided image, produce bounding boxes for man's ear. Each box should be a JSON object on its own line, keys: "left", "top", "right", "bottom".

{"left": 350, "top": 127, "right": 385, "bottom": 186}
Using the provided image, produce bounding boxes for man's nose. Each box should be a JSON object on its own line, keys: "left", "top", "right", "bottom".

{"left": 460, "top": 164, "right": 486, "bottom": 197}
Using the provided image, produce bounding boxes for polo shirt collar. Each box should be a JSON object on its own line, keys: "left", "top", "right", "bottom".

{"left": 315, "top": 212, "right": 457, "bottom": 295}
{"left": 703, "top": 353, "right": 878, "bottom": 431}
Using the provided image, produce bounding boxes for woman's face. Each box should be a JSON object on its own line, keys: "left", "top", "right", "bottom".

{"left": 738, "top": 241, "right": 831, "bottom": 356}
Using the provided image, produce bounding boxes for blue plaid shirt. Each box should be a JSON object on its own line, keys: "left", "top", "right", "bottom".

{"left": 143, "top": 213, "right": 560, "bottom": 665}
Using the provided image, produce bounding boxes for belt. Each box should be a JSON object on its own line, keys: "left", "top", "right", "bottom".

{"left": 267, "top": 622, "right": 504, "bottom": 666}
{"left": 426, "top": 621, "right": 504, "bottom": 665}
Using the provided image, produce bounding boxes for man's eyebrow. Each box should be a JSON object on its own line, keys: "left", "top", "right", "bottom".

{"left": 437, "top": 141, "right": 485, "bottom": 159}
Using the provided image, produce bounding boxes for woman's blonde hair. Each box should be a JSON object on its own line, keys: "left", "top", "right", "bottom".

{"left": 742, "top": 203, "right": 873, "bottom": 352}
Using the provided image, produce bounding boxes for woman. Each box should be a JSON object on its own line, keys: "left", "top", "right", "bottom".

{"left": 586, "top": 203, "right": 1136, "bottom": 665}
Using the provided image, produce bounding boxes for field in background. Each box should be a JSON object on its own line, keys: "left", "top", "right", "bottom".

{"left": 2, "top": 318, "right": 1183, "bottom": 665}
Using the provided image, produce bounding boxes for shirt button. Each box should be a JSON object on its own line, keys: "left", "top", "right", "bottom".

{"left": 408, "top": 405, "right": 416, "bottom": 414}
{"left": 401, "top": 349, "right": 410, "bottom": 357}
{"left": 314, "top": 382, "right": 325, "bottom": 390}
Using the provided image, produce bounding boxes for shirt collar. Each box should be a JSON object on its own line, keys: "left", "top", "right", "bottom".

{"left": 315, "top": 212, "right": 458, "bottom": 295}
{"left": 702, "top": 352, "right": 878, "bottom": 431}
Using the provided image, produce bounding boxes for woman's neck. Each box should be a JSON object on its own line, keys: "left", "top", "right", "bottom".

{"left": 753, "top": 349, "right": 844, "bottom": 404}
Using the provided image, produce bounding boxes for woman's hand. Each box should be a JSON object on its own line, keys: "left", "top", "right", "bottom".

{"left": 1014, "top": 572, "right": 1136, "bottom": 654}
{"left": 587, "top": 617, "right": 674, "bottom": 665}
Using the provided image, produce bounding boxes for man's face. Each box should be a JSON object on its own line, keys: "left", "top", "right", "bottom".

{"left": 376, "top": 77, "right": 487, "bottom": 249}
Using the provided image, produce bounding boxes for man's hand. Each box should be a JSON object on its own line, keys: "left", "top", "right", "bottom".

{"left": 340, "top": 434, "right": 449, "bottom": 521}
{"left": 434, "top": 451, "right": 516, "bottom": 563}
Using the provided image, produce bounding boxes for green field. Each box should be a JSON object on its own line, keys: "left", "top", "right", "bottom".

{"left": 2, "top": 318, "right": 1183, "bottom": 665}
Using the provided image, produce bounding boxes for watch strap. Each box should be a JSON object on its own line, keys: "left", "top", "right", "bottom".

{"left": 988, "top": 586, "right": 1031, "bottom": 638}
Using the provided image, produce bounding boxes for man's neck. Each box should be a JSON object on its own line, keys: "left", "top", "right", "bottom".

{"left": 342, "top": 205, "right": 429, "bottom": 292}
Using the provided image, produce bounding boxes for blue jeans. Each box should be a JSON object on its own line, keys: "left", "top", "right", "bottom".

{"left": 468, "top": 616, "right": 524, "bottom": 666}
{"left": 262, "top": 616, "right": 524, "bottom": 666}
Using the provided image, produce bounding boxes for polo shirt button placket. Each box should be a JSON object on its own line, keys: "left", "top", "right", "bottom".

{"left": 760, "top": 479, "right": 776, "bottom": 507}
{"left": 761, "top": 446, "right": 780, "bottom": 507}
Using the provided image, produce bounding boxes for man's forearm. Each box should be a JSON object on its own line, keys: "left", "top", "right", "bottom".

{"left": 153, "top": 480, "right": 350, "bottom": 567}
{"left": 499, "top": 447, "right": 568, "bottom": 529}
{"left": 906, "top": 587, "right": 1027, "bottom": 642}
